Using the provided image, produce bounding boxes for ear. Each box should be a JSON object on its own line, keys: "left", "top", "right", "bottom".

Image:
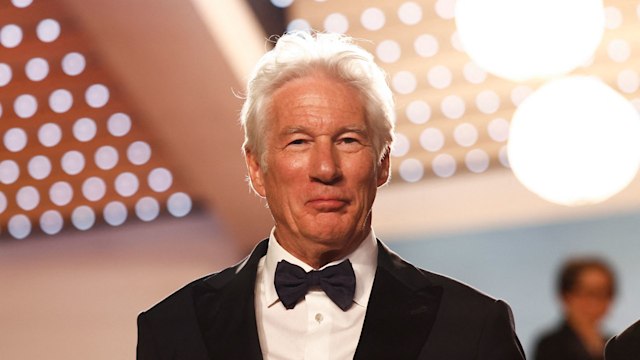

{"left": 376, "top": 148, "right": 391, "bottom": 187}
{"left": 245, "top": 148, "right": 266, "bottom": 197}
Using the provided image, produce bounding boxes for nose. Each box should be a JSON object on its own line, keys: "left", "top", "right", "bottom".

{"left": 309, "top": 140, "right": 342, "bottom": 185}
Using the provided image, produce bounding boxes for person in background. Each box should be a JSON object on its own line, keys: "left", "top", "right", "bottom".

{"left": 534, "top": 258, "right": 616, "bottom": 360}
{"left": 604, "top": 319, "right": 640, "bottom": 360}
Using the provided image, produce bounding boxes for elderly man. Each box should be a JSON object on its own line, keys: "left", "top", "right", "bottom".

{"left": 137, "top": 32, "right": 525, "bottom": 359}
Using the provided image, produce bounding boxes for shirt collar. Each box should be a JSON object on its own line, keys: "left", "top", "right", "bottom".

{"left": 263, "top": 227, "right": 378, "bottom": 309}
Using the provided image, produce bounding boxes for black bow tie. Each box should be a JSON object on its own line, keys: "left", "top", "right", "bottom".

{"left": 274, "top": 259, "right": 356, "bottom": 311}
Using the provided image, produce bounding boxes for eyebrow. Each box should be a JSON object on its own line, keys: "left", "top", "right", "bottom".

{"left": 281, "top": 125, "right": 369, "bottom": 136}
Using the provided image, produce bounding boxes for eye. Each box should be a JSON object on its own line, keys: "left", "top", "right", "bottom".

{"left": 289, "top": 139, "right": 306, "bottom": 145}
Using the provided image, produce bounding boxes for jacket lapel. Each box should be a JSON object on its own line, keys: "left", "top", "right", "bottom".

{"left": 354, "top": 241, "right": 443, "bottom": 360}
{"left": 193, "top": 240, "right": 268, "bottom": 360}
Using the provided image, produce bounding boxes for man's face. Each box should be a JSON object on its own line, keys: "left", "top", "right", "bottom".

{"left": 563, "top": 268, "right": 613, "bottom": 324}
{"left": 246, "top": 73, "right": 389, "bottom": 265}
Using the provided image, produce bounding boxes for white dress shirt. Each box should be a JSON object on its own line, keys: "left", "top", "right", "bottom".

{"left": 254, "top": 228, "right": 378, "bottom": 360}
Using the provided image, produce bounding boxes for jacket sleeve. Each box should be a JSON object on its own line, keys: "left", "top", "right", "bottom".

{"left": 476, "top": 300, "right": 526, "bottom": 360}
{"left": 137, "top": 312, "right": 161, "bottom": 360}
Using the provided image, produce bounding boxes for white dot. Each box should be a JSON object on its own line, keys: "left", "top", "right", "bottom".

{"left": 38, "top": 123, "right": 62, "bottom": 147}
{"left": 107, "top": 113, "right": 132, "bottom": 136}
{"left": 136, "top": 197, "right": 160, "bottom": 222}
{"left": 324, "top": 13, "right": 349, "bottom": 34}
{"left": 28, "top": 155, "right": 52, "bottom": 180}
{"left": 488, "top": 118, "right": 510, "bottom": 142}
{"left": 608, "top": 39, "right": 631, "bottom": 63}
{"left": 287, "top": 19, "right": 312, "bottom": 32}
{"left": 427, "top": 65, "right": 452, "bottom": 89}
{"left": 1, "top": 24, "right": 23, "bottom": 48}
{"left": 617, "top": 69, "right": 639, "bottom": 94}
{"left": 450, "top": 31, "right": 464, "bottom": 52}
{"left": 511, "top": 85, "right": 534, "bottom": 106}
{"left": 167, "top": 192, "right": 192, "bottom": 218}
{"left": 85, "top": 84, "right": 109, "bottom": 108}
{"left": 12, "top": 0, "right": 33, "bottom": 8}
{"left": 435, "top": 0, "right": 456, "bottom": 19}
{"left": 14, "top": 94, "right": 38, "bottom": 118}
{"left": 476, "top": 90, "right": 501, "bottom": 114}
{"left": 361, "top": 7, "right": 386, "bottom": 31}
{"left": 406, "top": 100, "right": 431, "bottom": 124}
{"left": 376, "top": 40, "right": 401, "bottom": 63}
{"left": 432, "top": 154, "right": 456, "bottom": 178}
{"left": 49, "top": 89, "right": 73, "bottom": 113}
{"left": 49, "top": 181, "right": 73, "bottom": 206}
{"left": 414, "top": 34, "right": 438, "bottom": 57}
{"left": 61, "top": 151, "right": 85, "bottom": 175}
{"left": 465, "top": 149, "right": 490, "bottom": 173}
{"left": 391, "top": 133, "right": 410, "bottom": 157}
{"left": 392, "top": 71, "right": 417, "bottom": 94}
{"left": 36, "top": 19, "right": 61, "bottom": 43}
{"left": 604, "top": 6, "right": 623, "bottom": 29}
{"left": 4, "top": 127, "right": 27, "bottom": 152}
{"left": 95, "top": 146, "right": 119, "bottom": 170}
{"left": 71, "top": 206, "right": 95, "bottom": 231}
{"left": 8, "top": 214, "right": 31, "bottom": 239}
{"left": 40, "top": 210, "right": 63, "bottom": 235}
{"left": 420, "top": 128, "right": 445, "bottom": 152}
{"left": 148, "top": 168, "right": 173, "bottom": 192}
{"left": 61, "top": 52, "right": 86, "bottom": 76}
{"left": 0, "top": 63, "right": 13, "bottom": 86}
{"left": 16, "top": 186, "right": 39, "bottom": 211}
{"left": 270, "top": 0, "right": 293, "bottom": 8}
{"left": 0, "top": 191, "right": 6, "bottom": 214}
{"left": 398, "top": 2, "right": 423, "bottom": 25}
{"left": 104, "top": 201, "right": 128, "bottom": 226}
{"left": 499, "top": 145, "right": 510, "bottom": 168}
{"left": 399, "top": 158, "right": 424, "bottom": 182}
{"left": 463, "top": 62, "right": 487, "bottom": 84}
{"left": 25, "top": 57, "right": 49, "bottom": 81}
{"left": 454, "top": 122, "right": 478, "bottom": 147}
{"left": 73, "top": 117, "right": 97, "bottom": 142}
{"left": 441, "top": 95, "right": 466, "bottom": 119}
{"left": 0, "top": 160, "right": 20, "bottom": 184}
{"left": 127, "top": 141, "right": 152, "bottom": 165}
{"left": 115, "top": 172, "right": 139, "bottom": 197}
{"left": 82, "top": 177, "right": 107, "bottom": 202}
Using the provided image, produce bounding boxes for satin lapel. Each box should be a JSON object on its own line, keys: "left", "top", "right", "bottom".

{"left": 193, "top": 240, "right": 268, "bottom": 360}
{"left": 354, "top": 241, "right": 443, "bottom": 360}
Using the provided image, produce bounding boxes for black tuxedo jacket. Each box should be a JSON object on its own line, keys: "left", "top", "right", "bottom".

{"left": 605, "top": 320, "right": 640, "bottom": 360}
{"left": 137, "top": 239, "right": 525, "bottom": 359}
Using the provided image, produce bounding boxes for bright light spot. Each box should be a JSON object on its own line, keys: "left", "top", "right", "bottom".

{"left": 148, "top": 168, "right": 173, "bottom": 192}
{"left": 499, "top": 146, "right": 510, "bottom": 168}
{"left": 488, "top": 118, "right": 510, "bottom": 142}
{"left": 450, "top": 31, "right": 464, "bottom": 52}
{"left": 398, "top": 2, "right": 423, "bottom": 25}
{"left": 71, "top": 206, "right": 95, "bottom": 231}
{"left": 392, "top": 71, "right": 417, "bottom": 94}
{"left": 511, "top": 85, "right": 534, "bottom": 106}
{"left": 427, "top": 65, "right": 452, "bottom": 89}
{"left": 95, "top": 145, "right": 119, "bottom": 170}
{"left": 73, "top": 117, "right": 97, "bottom": 142}
{"left": 49, "top": 181, "right": 73, "bottom": 206}
{"left": 136, "top": 197, "right": 160, "bottom": 222}
{"left": 36, "top": 19, "right": 61, "bottom": 42}
{"left": 466, "top": 149, "right": 490, "bottom": 173}
{"left": 270, "top": 0, "right": 293, "bottom": 8}
{"left": 25, "top": 57, "right": 49, "bottom": 81}
{"left": 361, "top": 7, "right": 386, "bottom": 31}
{"left": 420, "top": 128, "right": 445, "bottom": 152}
{"left": 399, "top": 158, "right": 424, "bottom": 182}
{"left": 82, "top": 177, "right": 107, "bottom": 202}
{"left": 107, "top": 113, "right": 132, "bottom": 136}
{"left": 12, "top": 0, "right": 33, "bottom": 8}
{"left": 376, "top": 40, "right": 401, "bottom": 63}
{"left": 85, "top": 84, "right": 109, "bottom": 108}
{"left": 115, "top": 172, "right": 139, "bottom": 197}
{"left": 0, "top": 191, "right": 6, "bottom": 214}
{"left": 14, "top": 94, "right": 37, "bottom": 118}
{"left": 127, "top": 141, "right": 152, "bottom": 165}
{"left": 8, "top": 215, "right": 31, "bottom": 239}
{"left": 453, "top": 122, "right": 478, "bottom": 147}
{"left": 4, "top": 127, "right": 27, "bottom": 152}
{"left": 508, "top": 76, "right": 640, "bottom": 206}
{"left": 463, "top": 62, "right": 487, "bottom": 84}
{"left": 62, "top": 52, "right": 86, "bottom": 76}
{"left": 414, "top": 34, "right": 438, "bottom": 57}
{"left": 432, "top": 154, "right": 457, "bottom": 178}
{"left": 38, "top": 123, "right": 62, "bottom": 147}
{"left": 391, "top": 133, "right": 410, "bottom": 157}
{"left": 607, "top": 39, "right": 630, "bottom": 63}
{"left": 104, "top": 201, "right": 127, "bottom": 226}
{"left": 167, "top": 192, "right": 192, "bottom": 218}
{"left": 61, "top": 150, "right": 85, "bottom": 175}
{"left": 406, "top": 100, "right": 431, "bottom": 124}
{"left": 16, "top": 186, "right": 39, "bottom": 211}
{"left": 40, "top": 210, "right": 63, "bottom": 235}
{"left": 49, "top": 89, "right": 73, "bottom": 113}
{"left": 324, "top": 13, "right": 349, "bottom": 34}
{"left": 287, "top": 19, "right": 311, "bottom": 32}
{"left": 0, "top": 63, "right": 12, "bottom": 86}
{"left": 604, "top": 6, "right": 622, "bottom": 29}
{"left": 476, "top": 89, "right": 501, "bottom": 114}
{"left": 455, "top": 0, "right": 605, "bottom": 81}
{"left": 1, "top": 24, "right": 23, "bottom": 48}
{"left": 0, "top": 160, "right": 20, "bottom": 184}
{"left": 435, "top": 0, "right": 456, "bottom": 19}
{"left": 617, "top": 70, "right": 639, "bottom": 94}
{"left": 441, "top": 95, "right": 466, "bottom": 119}
{"left": 28, "top": 155, "right": 52, "bottom": 180}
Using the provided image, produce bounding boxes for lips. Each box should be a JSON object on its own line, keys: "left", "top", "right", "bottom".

{"left": 306, "top": 197, "right": 349, "bottom": 211}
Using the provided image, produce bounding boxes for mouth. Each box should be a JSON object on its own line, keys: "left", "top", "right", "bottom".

{"left": 306, "top": 198, "right": 349, "bottom": 211}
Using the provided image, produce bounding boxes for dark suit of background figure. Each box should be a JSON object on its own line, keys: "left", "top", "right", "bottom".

{"left": 534, "top": 322, "right": 607, "bottom": 360}
{"left": 137, "top": 240, "right": 525, "bottom": 360}
{"left": 605, "top": 320, "right": 640, "bottom": 360}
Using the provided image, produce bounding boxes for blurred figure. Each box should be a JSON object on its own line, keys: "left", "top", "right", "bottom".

{"left": 605, "top": 319, "right": 640, "bottom": 360}
{"left": 534, "top": 258, "right": 616, "bottom": 360}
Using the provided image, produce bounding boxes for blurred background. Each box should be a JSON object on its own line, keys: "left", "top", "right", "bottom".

{"left": 1, "top": 0, "right": 639, "bottom": 358}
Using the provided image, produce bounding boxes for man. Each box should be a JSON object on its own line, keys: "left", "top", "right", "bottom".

{"left": 137, "top": 31, "right": 525, "bottom": 359}
{"left": 605, "top": 320, "right": 640, "bottom": 360}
